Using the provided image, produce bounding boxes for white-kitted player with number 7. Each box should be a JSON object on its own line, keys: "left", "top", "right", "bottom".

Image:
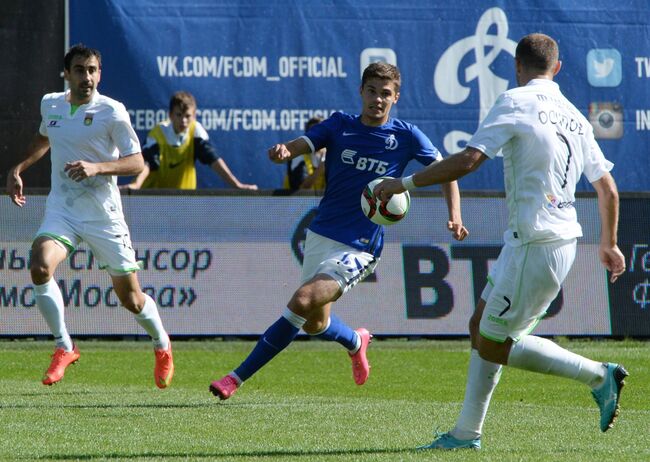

{"left": 375, "top": 33, "right": 628, "bottom": 450}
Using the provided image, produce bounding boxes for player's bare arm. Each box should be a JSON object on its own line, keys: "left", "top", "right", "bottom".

{"left": 210, "top": 158, "right": 258, "bottom": 190}
{"left": 441, "top": 180, "right": 469, "bottom": 241}
{"left": 592, "top": 172, "right": 625, "bottom": 282}
{"left": 65, "top": 152, "right": 145, "bottom": 182}
{"left": 374, "top": 147, "right": 488, "bottom": 201}
{"left": 123, "top": 163, "right": 151, "bottom": 190}
{"left": 268, "top": 137, "right": 311, "bottom": 163}
{"left": 6, "top": 133, "right": 50, "bottom": 207}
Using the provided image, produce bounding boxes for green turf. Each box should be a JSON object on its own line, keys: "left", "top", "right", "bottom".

{"left": 0, "top": 339, "right": 648, "bottom": 461}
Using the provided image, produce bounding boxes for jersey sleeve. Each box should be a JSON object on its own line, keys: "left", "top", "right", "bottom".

{"left": 584, "top": 131, "right": 614, "bottom": 182}
{"left": 38, "top": 94, "right": 51, "bottom": 137}
{"left": 142, "top": 134, "right": 160, "bottom": 170}
{"left": 304, "top": 112, "right": 341, "bottom": 152}
{"left": 195, "top": 139, "right": 220, "bottom": 165}
{"left": 468, "top": 93, "right": 516, "bottom": 158}
{"left": 193, "top": 122, "right": 220, "bottom": 165}
{"left": 110, "top": 103, "right": 141, "bottom": 157}
{"left": 411, "top": 124, "right": 442, "bottom": 166}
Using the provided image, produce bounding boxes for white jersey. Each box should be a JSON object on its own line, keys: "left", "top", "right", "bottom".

{"left": 468, "top": 79, "right": 613, "bottom": 246}
{"left": 39, "top": 90, "right": 141, "bottom": 221}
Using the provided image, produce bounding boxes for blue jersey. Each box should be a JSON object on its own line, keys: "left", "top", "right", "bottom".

{"left": 303, "top": 111, "right": 442, "bottom": 256}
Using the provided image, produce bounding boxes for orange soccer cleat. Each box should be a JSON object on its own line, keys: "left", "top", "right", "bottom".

{"left": 154, "top": 343, "right": 174, "bottom": 389}
{"left": 42, "top": 344, "right": 80, "bottom": 385}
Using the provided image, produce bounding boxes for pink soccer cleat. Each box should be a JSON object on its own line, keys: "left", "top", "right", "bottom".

{"left": 349, "top": 328, "right": 372, "bottom": 385}
{"left": 209, "top": 374, "right": 240, "bottom": 400}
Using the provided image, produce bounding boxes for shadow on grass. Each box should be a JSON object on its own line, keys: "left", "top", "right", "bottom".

{"left": 28, "top": 447, "right": 416, "bottom": 460}
{"left": 0, "top": 390, "right": 97, "bottom": 397}
{"left": 0, "top": 403, "right": 211, "bottom": 410}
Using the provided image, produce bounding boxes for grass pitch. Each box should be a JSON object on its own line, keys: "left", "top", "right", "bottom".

{"left": 0, "top": 338, "right": 648, "bottom": 461}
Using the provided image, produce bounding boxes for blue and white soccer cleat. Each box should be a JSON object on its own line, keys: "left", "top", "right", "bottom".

{"left": 417, "top": 431, "right": 481, "bottom": 450}
{"left": 591, "top": 362, "right": 629, "bottom": 432}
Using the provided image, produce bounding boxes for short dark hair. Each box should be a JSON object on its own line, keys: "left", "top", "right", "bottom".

{"left": 304, "top": 116, "right": 323, "bottom": 132}
{"left": 64, "top": 44, "right": 101, "bottom": 71}
{"left": 515, "top": 33, "right": 559, "bottom": 72}
{"left": 361, "top": 62, "right": 401, "bottom": 92}
{"left": 169, "top": 91, "right": 197, "bottom": 113}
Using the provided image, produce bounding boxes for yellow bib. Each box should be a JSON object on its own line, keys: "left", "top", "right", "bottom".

{"left": 143, "top": 121, "right": 197, "bottom": 189}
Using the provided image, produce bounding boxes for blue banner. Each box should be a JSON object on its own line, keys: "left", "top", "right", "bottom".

{"left": 70, "top": 0, "right": 649, "bottom": 190}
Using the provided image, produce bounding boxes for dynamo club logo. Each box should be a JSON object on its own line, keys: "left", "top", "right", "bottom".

{"left": 433, "top": 7, "right": 517, "bottom": 154}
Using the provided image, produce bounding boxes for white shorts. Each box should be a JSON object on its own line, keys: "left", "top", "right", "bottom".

{"left": 35, "top": 209, "right": 141, "bottom": 275}
{"left": 301, "top": 230, "right": 379, "bottom": 296}
{"left": 479, "top": 239, "right": 576, "bottom": 343}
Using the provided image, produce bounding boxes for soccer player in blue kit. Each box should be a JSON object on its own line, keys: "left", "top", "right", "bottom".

{"left": 209, "top": 62, "right": 468, "bottom": 400}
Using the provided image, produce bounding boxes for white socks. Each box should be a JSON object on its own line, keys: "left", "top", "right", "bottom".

{"left": 349, "top": 331, "right": 362, "bottom": 354}
{"left": 134, "top": 294, "right": 170, "bottom": 350}
{"left": 34, "top": 278, "right": 73, "bottom": 351}
{"left": 34, "top": 280, "right": 169, "bottom": 351}
{"left": 452, "top": 349, "right": 503, "bottom": 440}
{"left": 450, "top": 335, "right": 606, "bottom": 441}
{"left": 507, "top": 335, "right": 605, "bottom": 387}
{"left": 282, "top": 307, "right": 307, "bottom": 329}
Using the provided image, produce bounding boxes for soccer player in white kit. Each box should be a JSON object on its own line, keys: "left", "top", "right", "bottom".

{"left": 374, "top": 33, "right": 628, "bottom": 449}
{"left": 5, "top": 44, "right": 174, "bottom": 388}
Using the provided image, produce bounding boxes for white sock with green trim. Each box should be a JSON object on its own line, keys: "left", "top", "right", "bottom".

{"left": 134, "top": 294, "right": 170, "bottom": 350}
{"left": 507, "top": 335, "right": 605, "bottom": 387}
{"left": 34, "top": 278, "right": 73, "bottom": 351}
{"left": 451, "top": 349, "right": 502, "bottom": 440}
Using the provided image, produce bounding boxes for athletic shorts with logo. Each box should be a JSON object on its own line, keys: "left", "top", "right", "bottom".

{"left": 301, "top": 230, "right": 378, "bottom": 296}
{"left": 35, "top": 209, "right": 141, "bottom": 275}
{"left": 480, "top": 239, "right": 577, "bottom": 343}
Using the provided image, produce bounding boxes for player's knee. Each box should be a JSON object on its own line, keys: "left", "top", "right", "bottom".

{"left": 288, "top": 288, "right": 318, "bottom": 316}
{"left": 477, "top": 337, "right": 511, "bottom": 365}
{"left": 477, "top": 346, "right": 498, "bottom": 363}
{"left": 30, "top": 263, "right": 53, "bottom": 285}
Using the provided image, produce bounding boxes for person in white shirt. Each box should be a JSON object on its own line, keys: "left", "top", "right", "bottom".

{"left": 374, "top": 33, "right": 628, "bottom": 449}
{"left": 5, "top": 44, "right": 174, "bottom": 389}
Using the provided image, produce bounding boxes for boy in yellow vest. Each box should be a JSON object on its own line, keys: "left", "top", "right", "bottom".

{"left": 127, "top": 91, "right": 257, "bottom": 190}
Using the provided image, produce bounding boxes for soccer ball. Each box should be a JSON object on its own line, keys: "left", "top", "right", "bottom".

{"left": 360, "top": 177, "right": 410, "bottom": 225}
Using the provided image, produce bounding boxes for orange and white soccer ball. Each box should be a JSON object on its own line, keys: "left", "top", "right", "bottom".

{"left": 360, "top": 177, "right": 411, "bottom": 225}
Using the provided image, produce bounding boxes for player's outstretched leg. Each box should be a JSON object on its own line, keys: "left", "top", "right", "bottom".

{"left": 417, "top": 432, "right": 481, "bottom": 451}
{"left": 591, "top": 362, "right": 629, "bottom": 432}
{"left": 42, "top": 344, "right": 80, "bottom": 385}
{"left": 349, "top": 327, "right": 372, "bottom": 385}
{"left": 210, "top": 308, "right": 306, "bottom": 400}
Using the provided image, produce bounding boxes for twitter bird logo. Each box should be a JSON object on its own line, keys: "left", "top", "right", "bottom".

{"left": 587, "top": 49, "right": 622, "bottom": 87}
{"left": 593, "top": 58, "right": 615, "bottom": 78}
